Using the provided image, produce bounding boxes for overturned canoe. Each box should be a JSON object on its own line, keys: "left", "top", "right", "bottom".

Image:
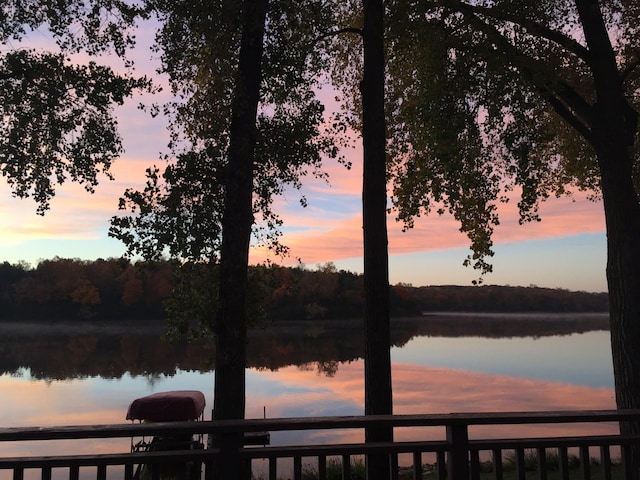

{"left": 126, "top": 390, "right": 206, "bottom": 422}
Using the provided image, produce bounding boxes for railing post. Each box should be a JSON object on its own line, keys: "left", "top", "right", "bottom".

{"left": 446, "top": 422, "right": 469, "bottom": 480}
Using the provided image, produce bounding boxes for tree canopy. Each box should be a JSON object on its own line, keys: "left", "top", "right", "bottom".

{"left": 385, "top": 1, "right": 640, "bottom": 469}
{"left": 110, "top": 0, "right": 346, "bottom": 263}
{"left": 0, "top": 1, "right": 152, "bottom": 213}
{"left": 387, "top": 0, "right": 638, "bottom": 276}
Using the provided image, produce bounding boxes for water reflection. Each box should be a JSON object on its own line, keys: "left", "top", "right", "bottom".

{"left": 392, "top": 330, "right": 614, "bottom": 387}
{"left": 0, "top": 314, "right": 616, "bottom": 466}
{"left": 0, "top": 313, "right": 609, "bottom": 380}
{"left": 0, "top": 358, "right": 617, "bottom": 454}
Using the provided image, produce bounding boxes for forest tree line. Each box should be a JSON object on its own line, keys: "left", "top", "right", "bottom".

{"left": 0, "top": 257, "right": 609, "bottom": 323}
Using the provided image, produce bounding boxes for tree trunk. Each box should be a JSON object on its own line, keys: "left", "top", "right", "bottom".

{"left": 596, "top": 122, "right": 640, "bottom": 476}
{"left": 575, "top": 0, "right": 640, "bottom": 476}
{"left": 362, "top": 0, "right": 393, "bottom": 478}
{"left": 212, "top": 0, "right": 267, "bottom": 477}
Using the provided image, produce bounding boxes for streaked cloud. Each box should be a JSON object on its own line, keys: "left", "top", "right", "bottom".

{"left": 250, "top": 191, "right": 605, "bottom": 267}
{"left": 247, "top": 360, "right": 616, "bottom": 446}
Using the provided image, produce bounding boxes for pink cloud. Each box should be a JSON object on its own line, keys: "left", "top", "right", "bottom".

{"left": 251, "top": 188, "right": 605, "bottom": 266}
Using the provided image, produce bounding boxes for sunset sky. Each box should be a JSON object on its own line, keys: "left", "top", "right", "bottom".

{"left": 0, "top": 21, "right": 609, "bottom": 292}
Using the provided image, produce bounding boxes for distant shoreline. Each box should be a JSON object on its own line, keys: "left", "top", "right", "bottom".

{"left": 420, "top": 311, "right": 609, "bottom": 319}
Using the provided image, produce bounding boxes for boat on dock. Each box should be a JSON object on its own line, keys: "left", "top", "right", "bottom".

{"left": 127, "top": 390, "right": 206, "bottom": 480}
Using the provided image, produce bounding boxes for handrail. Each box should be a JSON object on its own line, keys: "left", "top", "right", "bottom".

{"left": 1, "top": 409, "right": 637, "bottom": 441}
{"left": 1, "top": 409, "right": 639, "bottom": 480}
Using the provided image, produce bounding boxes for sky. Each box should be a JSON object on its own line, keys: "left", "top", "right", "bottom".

{"left": 0, "top": 20, "right": 609, "bottom": 293}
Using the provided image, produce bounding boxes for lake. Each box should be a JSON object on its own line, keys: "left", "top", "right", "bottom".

{"left": 0, "top": 313, "right": 617, "bottom": 468}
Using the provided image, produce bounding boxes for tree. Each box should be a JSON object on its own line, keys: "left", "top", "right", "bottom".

{"left": 0, "top": 1, "right": 151, "bottom": 213}
{"left": 361, "top": 1, "right": 394, "bottom": 478}
{"left": 320, "top": 2, "right": 394, "bottom": 476}
{"left": 110, "top": 2, "right": 343, "bottom": 474}
{"left": 386, "top": 0, "right": 639, "bottom": 471}
{"left": 211, "top": 2, "right": 268, "bottom": 475}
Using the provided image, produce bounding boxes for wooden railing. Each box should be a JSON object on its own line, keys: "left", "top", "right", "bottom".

{"left": 1, "top": 410, "right": 640, "bottom": 480}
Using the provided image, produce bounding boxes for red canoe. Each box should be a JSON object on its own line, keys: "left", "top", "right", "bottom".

{"left": 126, "top": 390, "right": 206, "bottom": 422}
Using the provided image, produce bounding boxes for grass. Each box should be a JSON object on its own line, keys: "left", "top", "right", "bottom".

{"left": 301, "top": 456, "right": 366, "bottom": 480}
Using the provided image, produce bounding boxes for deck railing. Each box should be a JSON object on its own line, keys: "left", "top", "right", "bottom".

{"left": 2, "top": 409, "right": 640, "bottom": 480}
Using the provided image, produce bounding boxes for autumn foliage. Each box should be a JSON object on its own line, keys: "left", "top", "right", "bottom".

{"left": 0, "top": 258, "right": 608, "bottom": 322}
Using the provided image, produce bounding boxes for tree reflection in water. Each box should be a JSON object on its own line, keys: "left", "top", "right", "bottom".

{"left": 0, "top": 314, "right": 608, "bottom": 381}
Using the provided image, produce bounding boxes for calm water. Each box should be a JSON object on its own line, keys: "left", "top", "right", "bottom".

{"left": 0, "top": 314, "right": 617, "bottom": 465}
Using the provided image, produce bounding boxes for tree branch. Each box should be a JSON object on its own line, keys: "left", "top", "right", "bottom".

{"left": 546, "top": 93, "right": 595, "bottom": 145}
{"left": 621, "top": 51, "right": 640, "bottom": 84}
{"left": 453, "top": 1, "right": 591, "bottom": 65}
{"left": 445, "top": 1, "right": 595, "bottom": 144}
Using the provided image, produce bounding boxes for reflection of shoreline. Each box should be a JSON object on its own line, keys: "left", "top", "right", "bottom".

{"left": 421, "top": 311, "right": 609, "bottom": 320}
{"left": 392, "top": 313, "right": 608, "bottom": 340}
{"left": 0, "top": 314, "right": 610, "bottom": 380}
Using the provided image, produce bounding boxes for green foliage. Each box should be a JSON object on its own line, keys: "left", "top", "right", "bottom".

{"left": 164, "top": 261, "right": 218, "bottom": 341}
{"left": 109, "top": 1, "right": 350, "bottom": 344}
{"left": 111, "top": 0, "right": 346, "bottom": 262}
{"left": 0, "top": 1, "right": 152, "bottom": 213}
{"left": 0, "top": 50, "right": 151, "bottom": 213}
{"left": 0, "top": 0, "right": 148, "bottom": 56}
{"left": 385, "top": 0, "right": 639, "bottom": 279}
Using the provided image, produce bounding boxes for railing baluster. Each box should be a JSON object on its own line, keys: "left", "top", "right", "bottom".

{"left": 436, "top": 451, "right": 446, "bottom": 480}
{"left": 492, "top": 448, "right": 503, "bottom": 480}
{"left": 412, "top": 451, "right": 422, "bottom": 480}
{"left": 69, "top": 464, "right": 79, "bottom": 480}
{"left": 470, "top": 449, "right": 480, "bottom": 480}
{"left": 342, "top": 454, "right": 350, "bottom": 480}
{"left": 124, "top": 462, "right": 134, "bottom": 480}
{"left": 293, "top": 455, "right": 302, "bottom": 480}
{"left": 536, "top": 447, "right": 547, "bottom": 480}
{"left": 97, "top": 464, "right": 107, "bottom": 480}
{"left": 515, "top": 448, "right": 526, "bottom": 480}
{"left": 12, "top": 467, "right": 23, "bottom": 480}
{"left": 579, "top": 445, "right": 590, "bottom": 480}
{"left": 41, "top": 466, "right": 51, "bottom": 480}
{"left": 318, "top": 455, "right": 326, "bottom": 480}
{"left": 600, "top": 445, "right": 612, "bottom": 480}
{"left": 268, "top": 457, "right": 277, "bottom": 480}
{"left": 559, "top": 447, "right": 570, "bottom": 480}
{"left": 390, "top": 453, "right": 398, "bottom": 480}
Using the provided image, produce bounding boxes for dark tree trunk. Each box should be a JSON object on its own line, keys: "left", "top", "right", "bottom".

{"left": 575, "top": 0, "right": 640, "bottom": 476}
{"left": 362, "top": 0, "right": 393, "bottom": 477}
{"left": 600, "top": 146, "right": 640, "bottom": 475}
{"left": 212, "top": 0, "right": 267, "bottom": 477}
